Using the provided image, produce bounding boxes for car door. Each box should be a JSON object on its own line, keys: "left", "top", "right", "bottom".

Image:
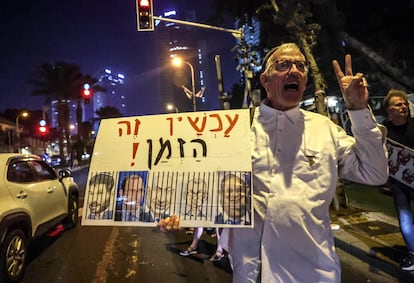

{"left": 29, "top": 160, "right": 67, "bottom": 218}
{"left": 6, "top": 160, "right": 50, "bottom": 230}
{"left": 6, "top": 160, "right": 65, "bottom": 231}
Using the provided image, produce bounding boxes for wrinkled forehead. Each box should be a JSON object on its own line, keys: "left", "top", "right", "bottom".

{"left": 389, "top": 96, "right": 407, "bottom": 104}
{"left": 271, "top": 46, "right": 305, "bottom": 61}
{"left": 264, "top": 46, "right": 305, "bottom": 71}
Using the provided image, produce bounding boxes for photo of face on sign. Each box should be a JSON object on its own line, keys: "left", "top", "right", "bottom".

{"left": 215, "top": 172, "right": 252, "bottom": 225}
{"left": 145, "top": 172, "right": 177, "bottom": 222}
{"left": 115, "top": 171, "right": 149, "bottom": 222}
{"left": 87, "top": 172, "right": 116, "bottom": 220}
{"left": 184, "top": 178, "right": 208, "bottom": 218}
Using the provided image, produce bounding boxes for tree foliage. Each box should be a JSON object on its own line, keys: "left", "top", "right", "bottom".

{"left": 28, "top": 62, "right": 105, "bottom": 156}
{"left": 209, "top": 0, "right": 414, "bottom": 99}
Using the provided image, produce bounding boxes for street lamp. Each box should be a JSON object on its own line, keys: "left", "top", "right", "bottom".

{"left": 172, "top": 57, "right": 196, "bottom": 112}
{"left": 166, "top": 104, "right": 179, "bottom": 113}
{"left": 16, "top": 111, "right": 29, "bottom": 153}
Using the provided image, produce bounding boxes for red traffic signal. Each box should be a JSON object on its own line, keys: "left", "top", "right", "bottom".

{"left": 82, "top": 83, "right": 92, "bottom": 104}
{"left": 139, "top": 0, "right": 150, "bottom": 7}
{"left": 136, "top": 0, "right": 154, "bottom": 31}
{"left": 37, "top": 120, "right": 49, "bottom": 136}
{"left": 38, "top": 126, "right": 48, "bottom": 134}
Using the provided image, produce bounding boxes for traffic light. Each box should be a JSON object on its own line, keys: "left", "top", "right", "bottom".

{"left": 136, "top": 0, "right": 154, "bottom": 31}
{"left": 37, "top": 119, "right": 49, "bottom": 136}
{"left": 82, "top": 83, "right": 92, "bottom": 104}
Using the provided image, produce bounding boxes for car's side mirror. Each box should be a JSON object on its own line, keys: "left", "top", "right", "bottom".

{"left": 59, "top": 169, "right": 72, "bottom": 179}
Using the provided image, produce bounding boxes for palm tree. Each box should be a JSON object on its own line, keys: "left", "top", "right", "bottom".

{"left": 28, "top": 62, "right": 104, "bottom": 157}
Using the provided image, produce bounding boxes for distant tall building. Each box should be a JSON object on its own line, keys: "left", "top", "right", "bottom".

{"left": 156, "top": 9, "right": 208, "bottom": 113}
{"left": 94, "top": 68, "right": 126, "bottom": 117}
{"left": 49, "top": 68, "right": 125, "bottom": 136}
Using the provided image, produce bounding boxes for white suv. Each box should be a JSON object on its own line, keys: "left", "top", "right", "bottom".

{"left": 0, "top": 153, "right": 79, "bottom": 282}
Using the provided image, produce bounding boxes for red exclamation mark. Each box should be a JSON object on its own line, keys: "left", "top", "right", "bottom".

{"left": 131, "top": 142, "right": 139, "bottom": 166}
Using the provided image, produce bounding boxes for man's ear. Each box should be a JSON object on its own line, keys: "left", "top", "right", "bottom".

{"left": 260, "top": 73, "right": 268, "bottom": 88}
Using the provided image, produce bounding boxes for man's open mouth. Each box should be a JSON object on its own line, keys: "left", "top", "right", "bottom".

{"left": 284, "top": 82, "right": 299, "bottom": 91}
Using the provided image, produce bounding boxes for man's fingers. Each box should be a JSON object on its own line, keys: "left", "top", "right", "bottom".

{"left": 172, "top": 217, "right": 180, "bottom": 230}
{"left": 331, "top": 59, "right": 344, "bottom": 86}
{"left": 344, "top": 54, "right": 353, "bottom": 76}
{"left": 348, "top": 73, "right": 366, "bottom": 89}
{"left": 332, "top": 59, "right": 345, "bottom": 95}
{"left": 166, "top": 216, "right": 174, "bottom": 230}
{"left": 155, "top": 215, "right": 180, "bottom": 232}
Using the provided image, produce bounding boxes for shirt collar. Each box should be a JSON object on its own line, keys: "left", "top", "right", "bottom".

{"left": 260, "top": 98, "right": 302, "bottom": 125}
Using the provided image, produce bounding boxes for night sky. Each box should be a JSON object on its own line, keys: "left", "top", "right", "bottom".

{"left": 0, "top": 0, "right": 240, "bottom": 115}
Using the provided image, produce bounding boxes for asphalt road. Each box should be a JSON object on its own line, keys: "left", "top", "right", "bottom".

{"left": 18, "top": 167, "right": 408, "bottom": 282}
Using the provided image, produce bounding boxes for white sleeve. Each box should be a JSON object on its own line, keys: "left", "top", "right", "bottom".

{"left": 338, "top": 108, "right": 388, "bottom": 185}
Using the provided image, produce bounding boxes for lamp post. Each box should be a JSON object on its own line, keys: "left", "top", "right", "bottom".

{"left": 16, "top": 111, "right": 29, "bottom": 153}
{"left": 166, "top": 104, "right": 179, "bottom": 113}
{"left": 172, "top": 57, "right": 196, "bottom": 112}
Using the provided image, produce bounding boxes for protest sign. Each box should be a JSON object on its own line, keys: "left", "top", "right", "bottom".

{"left": 81, "top": 109, "right": 252, "bottom": 228}
{"left": 387, "top": 138, "right": 414, "bottom": 189}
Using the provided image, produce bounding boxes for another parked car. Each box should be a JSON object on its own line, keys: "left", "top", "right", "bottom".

{"left": 0, "top": 153, "right": 79, "bottom": 282}
{"left": 48, "top": 155, "right": 70, "bottom": 167}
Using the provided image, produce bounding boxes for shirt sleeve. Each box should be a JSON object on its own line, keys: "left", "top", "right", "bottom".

{"left": 338, "top": 108, "right": 388, "bottom": 185}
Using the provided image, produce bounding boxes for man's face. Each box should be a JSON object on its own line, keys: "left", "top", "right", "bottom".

{"left": 89, "top": 183, "right": 111, "bottom": 214}
{"left": 147, "top": 177, "right": 174, "bottom": 215}
{"left": 387, "top": 96, "right": 409, "bottom": 123}
{"left": 123, "top": 175, "right": 144, "bottom": 208}
{"left": 222, "top": 176, "right": 248, "bottom": 220}
{"left": 260, "top": 47, "right": 308, "bottom": 110}
{"left": 186, "top": 179, "right": 207, "bottom": 215}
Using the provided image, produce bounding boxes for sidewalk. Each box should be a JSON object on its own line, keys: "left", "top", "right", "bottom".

{"left": 330, "top": 206, "right": 414, "bottom": 280}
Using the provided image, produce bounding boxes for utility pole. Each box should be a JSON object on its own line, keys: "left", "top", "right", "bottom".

{"left": 151, "top": 16, "right": 253, "bottom": 109}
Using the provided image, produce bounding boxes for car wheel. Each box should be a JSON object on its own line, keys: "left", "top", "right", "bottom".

{"left": 0, "top": 229, "right": 27, "bottom": 283}
{"left": 65, "top": 194, "right": 79, "bottom": 229}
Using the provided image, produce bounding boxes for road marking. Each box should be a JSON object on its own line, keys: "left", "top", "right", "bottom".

{"left": 92, "top": 227, "right": 119, "bottom": 283}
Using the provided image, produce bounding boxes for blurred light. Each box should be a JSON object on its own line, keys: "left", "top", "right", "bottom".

{"left": 139, "top": 0, "right": 149, "bottom": 7}
{"left": 164, "top": 10, "right": 176, "bottom": 17}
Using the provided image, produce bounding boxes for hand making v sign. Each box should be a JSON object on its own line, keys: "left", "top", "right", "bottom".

{"left": 332, "top": 54, "right": 369, "bottom": 110}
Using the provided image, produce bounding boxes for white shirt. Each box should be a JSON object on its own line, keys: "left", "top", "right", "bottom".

{"left": 228, "top": 101, "right": 388, "bottom": 283}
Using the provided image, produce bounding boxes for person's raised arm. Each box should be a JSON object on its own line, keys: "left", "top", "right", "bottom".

{"left": 332, "top": 54, "right": 368, "bottom": 110}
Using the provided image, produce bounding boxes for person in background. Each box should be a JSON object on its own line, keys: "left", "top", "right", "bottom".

{"left": 179, "top": 227, "right": 224, "bottom": 262}
{"left": 382, "top": 89, "right": 414, "bottom": 271}
{"left": 71, "top": 150, "right": 79, "bottom": 168}
{"left": 158, "top": 43, "right": 388, "bottom": 282}
{"left": 180, "top": 178, "right": 224, "bottom": 261}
